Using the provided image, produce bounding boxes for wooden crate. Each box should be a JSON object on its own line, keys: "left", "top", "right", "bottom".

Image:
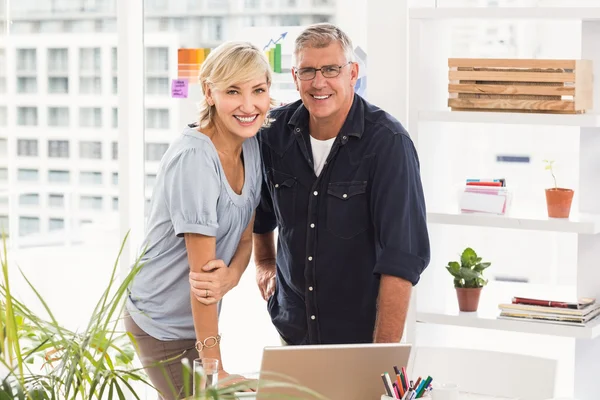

{"left": 448, "top": 58, "right": 593, "bottom": 114}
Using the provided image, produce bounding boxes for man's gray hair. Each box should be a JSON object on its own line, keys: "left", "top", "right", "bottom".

{"left": 294, "top": 23, "right": 355, "bottom": 64}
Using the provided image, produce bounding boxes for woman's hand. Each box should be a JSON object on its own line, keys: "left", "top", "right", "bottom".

{"left": 217, "top": 370, "right": 254, "bottom": 391}
{"left": 189, "top": 260, "right": 241, "bottom": 305}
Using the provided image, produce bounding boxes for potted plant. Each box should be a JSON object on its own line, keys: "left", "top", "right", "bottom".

{"left": 543, "top": 159, "right": 574, "bottom": 219}
{"left": 445, "top": 247, "right": 491, "bottom": 312}
{"left": 0, "top": 233, "right": 325, "bottom": 400}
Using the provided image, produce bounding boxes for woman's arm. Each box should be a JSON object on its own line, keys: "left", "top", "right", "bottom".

{"left": 189, "top": 213, "right": 255, "bottom": 303}
{"left": 185, "top": 233, "right": 224, "bottom": 370}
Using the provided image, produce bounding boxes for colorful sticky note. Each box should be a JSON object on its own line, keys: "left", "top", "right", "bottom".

{"left": 171, "top": 79, "right": 188, "bottom": 98}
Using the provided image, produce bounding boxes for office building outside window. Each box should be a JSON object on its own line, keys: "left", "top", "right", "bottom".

{"left": 48, "top": 140, "right": 69, "bottom": 158}
{"left": 17, "top": 139, "right": 38, "bottom": 157}
{"left": 18, "top": 169, "right": 39, "bottom": 182}
{"left": 48, "top": 107, "right": 70, "bottom": 127}
{"left": 79, "top": 141, "right": 102, "bottom": 159}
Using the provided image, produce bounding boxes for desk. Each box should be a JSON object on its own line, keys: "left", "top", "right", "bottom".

{"left": 382, "top": 394, "right": 517, "bottom": 400}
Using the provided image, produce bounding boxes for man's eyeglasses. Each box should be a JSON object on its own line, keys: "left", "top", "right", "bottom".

{"left": 294, "top": 62, "right": 353, "bottom": 81}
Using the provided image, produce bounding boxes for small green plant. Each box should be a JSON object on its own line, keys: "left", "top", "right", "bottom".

{"left": 543, "top": 159, "right": 557, "bottom": 189}
{"left": 446, "top": 247, "right": 491, "bottom": 289}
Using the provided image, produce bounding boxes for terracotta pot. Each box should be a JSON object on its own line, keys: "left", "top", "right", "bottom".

{"left": 545, "top": 188, "right": 574, "bottom": 218}
{"left": 456, "top": 287, "right": 482, "bottom": 312}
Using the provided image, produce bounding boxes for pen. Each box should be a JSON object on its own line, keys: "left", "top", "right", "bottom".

{"left": 396, "top": 374, "right": 405, "bottom": 397}
{"left": 384, "top": 372, "right": 398, "bottom": 399}
{"left": 381, "top": 373, "right": 393, "bottom": 397}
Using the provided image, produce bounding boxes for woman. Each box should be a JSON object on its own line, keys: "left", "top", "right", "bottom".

{"left": 124, "top": 41, "right": 273, "bottom": 399}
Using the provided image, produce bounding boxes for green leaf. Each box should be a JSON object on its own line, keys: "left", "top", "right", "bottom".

{"left": 460, "top": 247, "right": 477, "bottom": 267}
{"left": 474, "top": 262, "right": 491, "bottom": 272}
{"left": 458, "top": 268, "right": 481, "bottom": 281}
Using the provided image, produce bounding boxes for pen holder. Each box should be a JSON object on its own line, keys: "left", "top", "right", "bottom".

{"left": 381, "top": 395, "right": 431, "bottom": 400}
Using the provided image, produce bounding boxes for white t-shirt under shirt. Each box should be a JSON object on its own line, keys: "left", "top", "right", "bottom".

{"left": 310, "top": 135, "right": 336, "bottom": 176}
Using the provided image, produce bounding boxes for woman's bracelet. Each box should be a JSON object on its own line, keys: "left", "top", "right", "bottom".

{"left": 195, "top": 334, "right": 221, "bottom": 352}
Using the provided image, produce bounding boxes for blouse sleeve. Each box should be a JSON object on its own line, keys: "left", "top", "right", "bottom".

{"left": 164, "top": 147, "right": 221, "bottom": 237}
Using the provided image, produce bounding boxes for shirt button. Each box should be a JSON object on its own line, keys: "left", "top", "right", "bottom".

{"left": 309, "top": 286, "right": 314, "bottom": 291}
{"left": 342, "top": 136, "right": 347, "bottom": 140}
{"left": 295, "top": 128, "right": 301, "bottom": 132}
{"left": 275, "top": 184, "right": 279, "bottom": 188}
{"left": 342, "top": 194, "right": 348, "bottom": 199}
{"left": 311, "top": 315, "right": 316, "bottom": 320}
{"left": 313, "top": 191, "right": 318, "bottom": 196}
{"left": 308, "top": 256, "right": 313, "bottom": 261}
{"left": 310, "top": 223, "right": 315, "bottom": 228}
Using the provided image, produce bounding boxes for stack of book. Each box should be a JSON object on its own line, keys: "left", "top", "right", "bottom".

{"left": 498, "top": 296, "right": 600, "bottom": 327}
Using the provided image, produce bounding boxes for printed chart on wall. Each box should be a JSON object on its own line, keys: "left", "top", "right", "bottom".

{"left": 234, "top": 25, "right": 306, "bottom": 106}
{"left": 172, "top": 26, "right": 368, "bottom": 108}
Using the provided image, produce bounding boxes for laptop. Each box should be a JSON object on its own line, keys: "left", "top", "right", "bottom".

{"left": 243, "top": 343, "right": 412, "bottom": 400}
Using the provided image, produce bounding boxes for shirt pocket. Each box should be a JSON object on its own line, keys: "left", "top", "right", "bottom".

{"left": 268, "top": 169, "right": 297, "bottom": 229}
{"left": 326, "top": 181, "right": 369, "bottom": 239}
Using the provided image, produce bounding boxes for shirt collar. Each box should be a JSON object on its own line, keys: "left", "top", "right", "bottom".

{"left": 288, "top": 93, "right": 365, "bottom": 140}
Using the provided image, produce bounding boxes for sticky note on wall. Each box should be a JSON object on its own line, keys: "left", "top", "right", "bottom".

{"left": 171, "top": 79, "right": 189, "bottom": 98}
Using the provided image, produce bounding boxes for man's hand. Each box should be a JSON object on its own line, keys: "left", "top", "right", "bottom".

{"left": 189, "top": 260, "right": 241, "bottom": 305}
{"left": 256, "top": 262, "right": 276, "bottom": 301}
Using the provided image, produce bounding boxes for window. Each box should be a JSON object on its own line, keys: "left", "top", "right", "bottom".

{"left": 16, "top": 49, "right": 37, "bottom": 72}
{"left": 49, "top": 218, "right": 65, "bottom": 231}
{"left": 145, "top": 47, "right": 169, "bottom": 73}
{"left": 48, "top": 48, "right": 68, "bottom": 73}
{"left": 79, "top": 77, "right": 102, "bottom": 94}
{"left": 112, "top": 142, "right": 118, "bottom": 160}
{"left": 79, "top": 107, "right": 102, "bottom": 128}
{"left": 17, "top": 107, "right": 38, "bottom": 126}
{"left": 48, "top": 194, "right": 65, "bottom": 208}
{"left": 111, "top": 47, "right": 117, "bottom": 72}
{"left": 145, "top": 143, "right": 169, "bottom": 162}
{"left": 80, "top": 171, "right": 102, "bottom": 185}
{"left": 0, "top": 168, "right": 7, "bottom": 182}
{"left": 17, "top": 139, "right": 38, "bottom": 156}
{"left": 112, "top": 77, "right": 118, "bottom": 94}
{"left": 112, "top": 172, "right": 118, "bottom": 185}
{"left": 19, "top": 193, "right": 39, "bottom": 206}
{"left": 112, "top": 108, "right": 118, "bottom": 128}
{"left": 80, "top": 141, "right": 102, "bottom": 159}
{"left": 145, "top": 174, "right": 157, "bottom": 188}
{"left": 112, "top": 197, "right": 118, "bottom": 210}
{"left": 48, "top": 140, "right": 69, "bottom": 158}
{"left": 17, "top": 169, "right": 39, "bottom": 182}
{"left": 19, "top": 216, "right": 40, "bottom": 236}
{"left": 145, "top": 108, "right": 169, "bottom": 129}
{"left": 0, "top": 139, "right": 6, "bottom": 156}
{"left": 17, "top": 77, "right": 37, "bottom": 93}
{"left": 80, "top": 195, "right": 103, "bottom": 210}
{"left": 79, "top": 48, "right": 101, "bottom": 73}
{"left": 48, "top": 107, "right": 70, "bottom": 127}
{"left": 146, "top": 77, "right": 169, "bottom": 95}
{"left": 48, "top": 170, "right": 70, "bottom": 183}
{"left": 0, "top": 107, "right": 6, "bottom": 126}
{"left": 0, "top": 216, "right": 8, "bottom": 233}
{"left": 48, "top": 77, "right": 69, "bottom": 94}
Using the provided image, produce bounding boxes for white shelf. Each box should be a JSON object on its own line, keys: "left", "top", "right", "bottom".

{"left": 418, "top": 110, "right": 600, "bottom": 127}
{"left": 427, "top": 211, "right": 600, "bottom": 234}
{"left": 410, "top": 7, "right": 600, "bottom": 21}
{"left": 417, "top": 282, "right": 600, "bottom": 339}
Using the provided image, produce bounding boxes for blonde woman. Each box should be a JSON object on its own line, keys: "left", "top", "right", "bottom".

{"left": 124, "top": 41, "right": 273, "bottom": 399}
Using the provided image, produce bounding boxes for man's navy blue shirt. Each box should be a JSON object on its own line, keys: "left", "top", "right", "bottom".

{"left": 253, "top": 94, "right": 430, "bottom": 345}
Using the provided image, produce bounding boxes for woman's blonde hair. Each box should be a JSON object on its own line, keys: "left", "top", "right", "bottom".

{"left": 197, "top": 41, "right": 273, "bottom": 128}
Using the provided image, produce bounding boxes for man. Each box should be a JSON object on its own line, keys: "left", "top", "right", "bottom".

{"left": 252, "top": 23, "right": 430, "bottom": 345}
